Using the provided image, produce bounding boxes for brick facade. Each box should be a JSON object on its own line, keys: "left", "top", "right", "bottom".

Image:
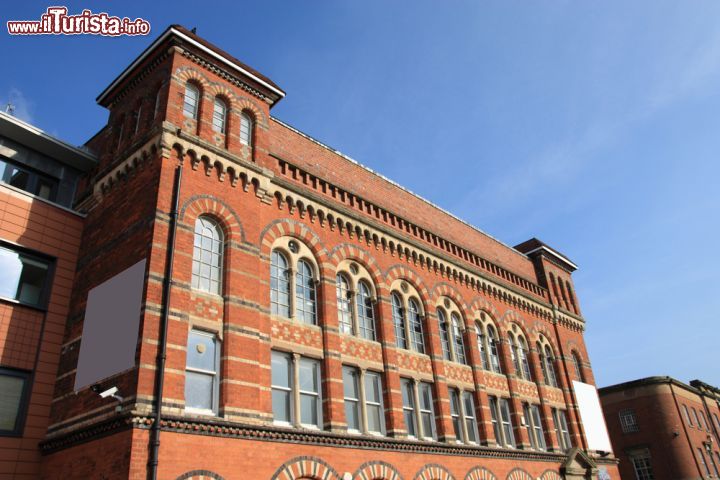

{"left": 2, "top": 25, "right": 618, "bottom": 479}
{"left": 600, "top": 377, "right": 720, "bottom": 479}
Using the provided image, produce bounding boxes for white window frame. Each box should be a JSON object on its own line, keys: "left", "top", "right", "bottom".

{"left": 553, "top": 408, "right": 572, "bottom": 451}
{"left": 212, "top": 97, "right": 227, "bottom": 134}
{"left": 191, "top": 216, "right": 224, "bottom": 295}
{"left": 629, "top": 450, "right": 655, "bottom": 480}
{"left": 271, "top": 351, "right": 323, "bottom": 429}
{"left": 183, "top": 83, "right": 200, "bottom": 120}
{"left": 240, "top": 111, "right": 253, "bottom": 145}
{"left": 184, "top": 329, "right": 220, "bottom": 415}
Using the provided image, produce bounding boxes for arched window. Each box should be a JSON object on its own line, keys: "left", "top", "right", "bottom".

{"left": 451, "top": 313, "right": 466, "bottom": 364}
{"left": 270, "top": 250, "right": 290, "bottom": 317}
{"left": 356, "top": 281, "right": 376, "bottom": 340}
{"left": 183, "top": 83, "right": 200, "bottom": 120}
{"left": 212, "top": 97, "right": 227, "bottom": 134}
{"left": 295, "top": 259, "right": 316, "bottom": 324}
{"left": 240, "top": 112, "right": 253, "bottom": 145}
{"left": 336, "top": 274, "right": 353, "bottom": 334}
{"left": 475, "top": 322, "right": 490, "bottom": 370}
{"left": 544, "top": 345, "right": 558, "bottom": 387}
{"left": 487, "top": 325, "right": 502, "bottom": 373}
{"left": 572, "top": 352, "right": 585, "bottom": 382}
{"left": 438, "top": 309, "right": 451, "bottom": 360}
{"left": 508, "top": 336, "right": 520, "bottom": 374}
{"left": 191, "top": 216, "right": 223, "bottom": 294}
{"left": 408, "top": 298, "right": 425, "bottom": 354}
{"left": 391, "top": 293, "right": 406, "bottom": 349}
{"left": 518, "top": 337, "right": 532, "bottom": 381}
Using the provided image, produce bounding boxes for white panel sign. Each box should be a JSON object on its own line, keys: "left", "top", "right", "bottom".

{"left": 74, "top": 259, "right": 146, "bottom": 391}
{"left": 573, "top": 380, "right": 614, "bottom": 452}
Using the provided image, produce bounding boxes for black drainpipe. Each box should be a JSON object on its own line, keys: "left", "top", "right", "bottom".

{"left": 148, "top": 157, "right": 183, "bottom": 480}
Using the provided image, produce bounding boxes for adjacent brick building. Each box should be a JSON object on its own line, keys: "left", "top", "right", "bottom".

{"left": 0, "top": 111, "right": 95, "bottom": 478}
{"left": 1, "top": 25, "right": 619, "bottom": 479}
{"left": 599, "top": 377, "right": 720, "bottom": 480}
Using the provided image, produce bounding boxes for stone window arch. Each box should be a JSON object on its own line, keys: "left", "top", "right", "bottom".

{"left": 270, "top": 237, "right": 320, "bottom": 325}
{"left": 389, "top": 279, "right": 426, "bottom": 354}
{"left": 507, "top": 326, "right": 532, "bottom": 381}
{"left": 436, "top": 297, "right": 467, "bottom": 364}
{"left": 537, "top": 335, "right": 559, "bottom": 387}
{"left": 335, "top": 259, "right": 377, "bottom": 340}
{"left": 192, "top": 216, "right": 224, "bottom": 295}
{"left": 475, "top": 311, "right": 502, "bottom": 374}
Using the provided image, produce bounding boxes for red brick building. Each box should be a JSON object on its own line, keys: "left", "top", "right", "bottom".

{"left": 1, "top": 25, "right": 619, "bottom": 479}
{"left": 0, "top": 111, "right": 95, "bottom": 478}
{"left": 599, "top": 377, "right": 720, "bottom": 480}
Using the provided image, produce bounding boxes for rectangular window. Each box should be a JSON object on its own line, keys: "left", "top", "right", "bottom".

{"left": 683, "top": 405, "right": 693, "bottom": 427}
{"left": 620, "top": 408, "right": 640, "bottom": 433}
{"left": 489, "top": 396, "right": 502, "bottom": 445}
{"left": 524, "top": 404, "right": 536, "bottom": 449}
{"left": 418, "top": 382, "right": 437, "bottom": 440}
{"left": 462, "top": 391, "right": 478, "bottom": 443}
{"left": 1, "top": 158, "right": 60, "bottom": 203}
{"left": 271, "top": 351, "right": 292, "bottom": 424}
{"left": 0, "top": 368, "right": 31, "bottom": 436}
{"left": 530, "top": 404, "right": 547, "bottom": 450}
{"left": 698, "top": 448, "right": 711, "bottom": 477}
{"left": 401, "top": 378, "right": 417, "bottom": 438}
{"left": 709, "top": 450, "right": 720, "bottom": 477}
{"left": 343, "top": 366, "right": 360, "bottom": 432}
{"left": 498, "top": 398, "right": 516, "bottom": 448}
{"left": 553, "top": 408, "right": 572, "bottom": 451}
{"left": 629, "top": 450, "right": 655, "bottom": 480}
{"left": 272, "top": 351, "right": 322, "bottom": 429}
{"left": 298, "top": 357, "right": 321, "bottom": 428}
{"left": 364, "top": 371, "right": 385, "bottom": 435}
{"left": 449, "top": 389, "right": 462, "bottom": 442}
{"left": 184, "top": 330, "right": 219, "bottom": 413}
{"left": 0, "top": 245, "right": 52, "bottom": 308}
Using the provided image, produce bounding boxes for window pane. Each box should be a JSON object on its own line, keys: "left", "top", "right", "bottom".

{"left": 449, "top": 389, "right": 461, "bottom": 439}
{"left": 300, "top": 393, "right": 318, "bottom": 426}
{"left": 451, "top": 313, "right": 466, "bottom": 364}
{"left": 343, "top": 367, "right": 359, "bottom": 399}
{"left": 408, "top": 299, "right": 424, "bottom": 353}
{"left": 295, "top": 260, "right": 316, "bottom": 324}
{"left": 183, "top": 84, "right": 199, "bottom": 119}
{"left": 391, "top": 293, "right": 406, "bottom": 349}
{"left": 438, "top": 309, "right": 450, "bottom": 360}
{"left": 7, "top": 167, "right": 30, "bottom": 190}
{"left": 0, "top": 247, "right": 50, "bottom": 306}
{"left": 421, "top": 412, "right": 434, "bottom": 439}
{"left": 271, "top": 351, "right": 290, "bottom": 388}
{"left": 0, "top": 374, "right": 25, "bottom": 432}
{"left": 187, "top": 331, "right": 216, "bottom": 372}
{"left": 272, "top": 389, "right": 291, "bottom": 423}
{"left": 345, "top": 399, "right": 359, "bottom": 431}
{"left": 367, "top": 403, "right": 382, "bottom": 433}
{"left": 365, "top": 373, "right": 381, "bottom": 403}
{"left": 212, "top": 98, "right": 226, "bottom": 133}
{"left": 299, "top": 358, "right": 319, "bottom": 393}
{"left": 240, "top": 113, "right": 253, "bottom": 145}
{"left": 185, "top": 371, "right": 213, "bottom": 410}
{"left": 356, "top": 281, "right": 376, "bottom": 340}
{"left": 336, "top": 275, "right": 353, "bottom": 334}
{"left": 191, "top": 217, "right": 223, "bottom": 294}
{"left": 271, "top": 251, "right": 290, "bottom": 317}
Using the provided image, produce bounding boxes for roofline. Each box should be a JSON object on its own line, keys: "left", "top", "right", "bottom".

{"left": 0, "top": 111, "right": 97, "bottom": 171}
{"left": 97, "top": 26, "right": 285, "bottom": 105}
{"left": 270, "top": 116, "right": 536, "bottom": 266}
{"left": 598, "top": 376, "right": 715, "bottom": 397}
{"left": 523, "top": 245, "right": 579, "bottom": 271}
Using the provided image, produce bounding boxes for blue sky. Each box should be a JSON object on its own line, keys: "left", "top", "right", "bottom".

{"left": 2, "top": 1, "right": 719, "bottom": 387}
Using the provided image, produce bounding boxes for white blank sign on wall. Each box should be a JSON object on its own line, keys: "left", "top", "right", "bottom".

{"left": 74, "top": 259, "right": 146, "bottom": 391}
{"left": 573, "top": 380, "right": 613, "bottom": 453}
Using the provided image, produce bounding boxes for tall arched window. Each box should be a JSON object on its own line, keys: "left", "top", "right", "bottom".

{"left": 518, "top": 337, "right": 532, "bottom": 381}
{"left": 183, "top": 83, "right": 200, "bottom": 119}
{"left": 212, "top": 97, "right": 227, "bottom": 134}
{"left": 487, "top": 325, "right": 502, "bottom": 373}
{"left": 192, "top": 216, "right": 223, "bottom": 294}
{"left": 408, "top": 298, "right": 425, "bottom": 354}
{"left": 475, "top": 322, "right": 490, "bottom": 370}
{"left": 270, "top": 250, "right": 290, "bottom": 317}
{"left": 391, "top": 293, "right": 406, "bottom": 349}
{"left": 508, "top": 336, "right": 520, "bottom": 374}
{"left": 438, "top": 309, "right": 451, "bottom": 360}
{"left": 451, "top": 313, "right": 466, "bottom": 364}
{"left": 240, "top": 112, "right": 253, "bottom": 145}
{"left": 295, "top": 259, "right": 316, "bottom": 324}
{"left": 336, "top": 274, "right": 353, "bottom": 334}
{"left": 544, "top": 345, "right": 558, "bottom": 387}
{"left": 356, "top": 281, "right": 376, "bottom": 340}
{"left": 572, "top": 352, "right": 585, "bottom": 382}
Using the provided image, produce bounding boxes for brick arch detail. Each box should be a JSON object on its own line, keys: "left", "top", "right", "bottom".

{"left": 505, "top": 468, "right": 533, "bottom": 480}
{"left": 235, "top": 96, "right": 268, "bottom": 129}
{"left": 207, "top": 83, "right": 235, "bottom": 104}
{"left": 259, "top": 219, "right": 330, "bottom": 268}
{"left": 385, "top": 264, "right": 432, "bottom": 303}
{"left": 175, "top": 67, "right": 211, "bottom": 90}
{"left": 270, "top": 456, "right": 340, "bottom": 480}
{"left": 531, "top": 321, "right": 559, "bottom": 352}
{"left": 178, "top": 194, "right": 245, "bottom": 243}
{"left": 354, "top": 460, "right": 404, "bottom": 480}
{"left": 413, "top": 464, "right": 456, "bottom": 480}
{"left": 539, "top": 470, "right": 562, "bottom": 480}
{"left": 468, "top": 296, "right": 501, "bottom": 320}
{"left": 464, "top": 467, "right": 497, "bottom": 480}
{"left": 430, "top": 281, "right": 470, "bottom": 313}
{"left": 175, "top": 470, "right": 225, "bottom": 480}
{"left": 329, "top": 243, "right": 386, "bottom": 291}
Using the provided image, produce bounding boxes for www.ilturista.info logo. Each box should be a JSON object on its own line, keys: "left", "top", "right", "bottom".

{"left": 7, "top": 7, "right": 150, "bottom": 36}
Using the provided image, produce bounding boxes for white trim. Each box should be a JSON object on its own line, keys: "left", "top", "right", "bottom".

{"left": 97, "top": 27, "right": 285, "bottom": 104}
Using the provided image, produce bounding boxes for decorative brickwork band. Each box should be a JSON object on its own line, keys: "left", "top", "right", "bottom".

{"left": 353, "top": 460, "right": 404, "bottom": 480}
{"left": 175, "top": 470, "right": 226, "bottom": 480}
{"left": 270, "top": 456, "right": 340, "bottom": 480}
{"left": 463, "top": 467, "right": 497, "bottom": 480}
{"left": 413, "top": 464, "right": 455, "bottom": 480}
{"left": 504, "top": 468, "right": 533, "bottom": 480}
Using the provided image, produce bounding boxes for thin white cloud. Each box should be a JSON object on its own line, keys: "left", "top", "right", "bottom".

{"left": 2, "top": 88, "right": 34, "bottom": 124}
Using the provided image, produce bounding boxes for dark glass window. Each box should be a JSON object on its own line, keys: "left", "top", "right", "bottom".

{"left": 0, "top": 245, "right": 51, "bottom": 307}
{"left": 0, "top": 368, "right": 31, "bottom": 436}
{"left": 0, "top": 158, "right": 58, "bottom": 202}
